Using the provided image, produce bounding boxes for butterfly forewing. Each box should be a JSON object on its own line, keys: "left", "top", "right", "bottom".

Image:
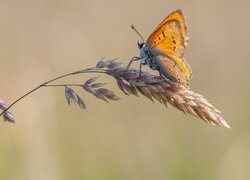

{"left": 147, "top": 9, "right": 188, "bottom": 48}
{"left": 147, "top": 20, "right": 185, "bottom": 57}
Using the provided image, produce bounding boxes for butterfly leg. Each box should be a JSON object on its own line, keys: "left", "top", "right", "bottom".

{"left": 126, "top": 56, "right": 142, "bottom": 71}
{"left": 138, "top": 60, "right": 143, "bottom": 79}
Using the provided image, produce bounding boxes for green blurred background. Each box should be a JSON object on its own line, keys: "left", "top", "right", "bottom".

{"left": 0, "top": 0, "right": 249, "bottom": 179}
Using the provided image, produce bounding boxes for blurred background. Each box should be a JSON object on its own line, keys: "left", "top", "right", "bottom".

{"left": 0, "top": 0, "right": 249, "bottom": 179}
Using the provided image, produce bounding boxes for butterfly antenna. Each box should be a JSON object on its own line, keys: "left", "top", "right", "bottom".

{"left": 131, "top": 24, "right": 144, "bottom": 42}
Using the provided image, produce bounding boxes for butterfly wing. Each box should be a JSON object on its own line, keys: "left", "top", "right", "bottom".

{"left": 146, "top": 9, "right": 192, "bottom": 85}
{"left": 154, "top": 55, "right": 191, "bottom": 86}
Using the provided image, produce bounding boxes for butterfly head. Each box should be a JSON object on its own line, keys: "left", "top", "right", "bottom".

{"left": 137, "top": 41, "right": 145, "bottom": 50}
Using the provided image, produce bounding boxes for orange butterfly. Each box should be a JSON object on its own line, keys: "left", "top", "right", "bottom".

{"left": 127, "top": 9, "right": 192, "bottom": 86}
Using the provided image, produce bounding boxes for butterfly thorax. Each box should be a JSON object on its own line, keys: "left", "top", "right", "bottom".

{"left": 138, "top": 43, "right": 153, "bottom": 66}
{"left": 138, "top": 44, "right": 159, "bottom": 71}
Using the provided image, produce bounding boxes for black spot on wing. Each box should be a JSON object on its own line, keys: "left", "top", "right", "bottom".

{"left": 162, "top": 31, "right": 166, "bottom": 38}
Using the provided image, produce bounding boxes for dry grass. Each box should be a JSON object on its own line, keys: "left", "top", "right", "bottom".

{"left": 0, "top": 58, "right": 230, "bottom": 128}
{"left": 96, "top": 58, "right": 230, "bottom": 128}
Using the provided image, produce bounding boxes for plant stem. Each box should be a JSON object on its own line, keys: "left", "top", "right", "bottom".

{"left": 0, "top": 68, "right": 107, "bottom": 116}
{"left": 43, "top": 84, "right": 82, "bottom": 87}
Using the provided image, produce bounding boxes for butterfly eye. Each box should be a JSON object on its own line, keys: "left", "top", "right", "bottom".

{"left": 138, "top": 42, "right": 145, "bottom": 49}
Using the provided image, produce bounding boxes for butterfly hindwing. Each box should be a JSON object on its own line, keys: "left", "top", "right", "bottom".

{"left": 153, "top": 55, "right": 190, "bottom": 86}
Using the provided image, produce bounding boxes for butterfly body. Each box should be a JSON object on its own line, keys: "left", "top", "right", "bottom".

{"left": 129, "top": 9, "right": 192, "bottom": 86}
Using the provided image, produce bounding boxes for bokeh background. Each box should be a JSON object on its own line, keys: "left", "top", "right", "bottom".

{"left": 0, "top": 0, "right": 249, "bottom": 179}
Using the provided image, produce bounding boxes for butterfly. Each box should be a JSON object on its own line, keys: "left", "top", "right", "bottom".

{"left": 127, "top": 9, "right": 192, "bottom": 86}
